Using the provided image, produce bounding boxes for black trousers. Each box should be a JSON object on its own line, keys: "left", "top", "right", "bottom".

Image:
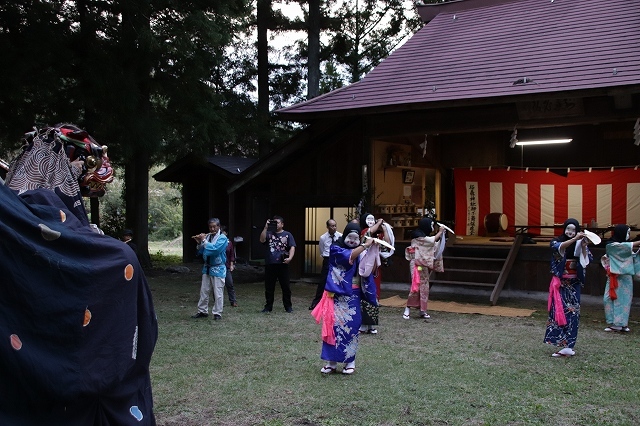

{"left": 310, "top": 257, "right": 330, "bottom": 308}
{"left": 264, "top": 263, "right": 292, "bottom": 310}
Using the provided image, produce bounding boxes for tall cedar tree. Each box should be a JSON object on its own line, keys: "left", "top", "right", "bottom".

{"left": 0, "top": 0, "right": 254, "bottom": 265}
{"left": 270, "top": 0, "right": 420, "bottom": 103}
{"left": 325, "top": 0, "right": 422, "bottom": 84}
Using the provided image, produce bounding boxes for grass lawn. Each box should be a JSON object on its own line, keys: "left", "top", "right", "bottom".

{"left": 149, "top": 239, "right": 183, "bottom": 257}
{"left": 147, "top": 264, "right": 640, "bottom": 426}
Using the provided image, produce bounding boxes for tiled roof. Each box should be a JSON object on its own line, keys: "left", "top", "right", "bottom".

{"left": 277, "top": 0, "right": 640, "bottom": 118}
{"left": 207, "top": 156, "right": 257, "bottom": 175}
{"left": 153, "top": 154, "right": 257, "bottom": 182}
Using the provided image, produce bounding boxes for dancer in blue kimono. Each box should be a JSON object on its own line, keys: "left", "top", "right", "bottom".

{"left": 311, "top": 222, "right": 378, "bottom": 375}
{"left": 601, "top": 224, "right": 640, "bottom": 332}
{"left": 544, "top": 218, "right": 592, "bottom": 357}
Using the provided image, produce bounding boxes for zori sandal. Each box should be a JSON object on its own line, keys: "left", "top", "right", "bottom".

{"left": 342, "top": 367, "right": 355, "bottom": 375}
{"left": 552, "top": 348, "right": 575, "bottom": 357}
{"left": 320, "top": 365, "right": 336, "bottom": 374}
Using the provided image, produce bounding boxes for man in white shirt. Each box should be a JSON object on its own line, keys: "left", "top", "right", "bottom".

{"left": 309, "top": 219, "right": 342, "bottom": 310}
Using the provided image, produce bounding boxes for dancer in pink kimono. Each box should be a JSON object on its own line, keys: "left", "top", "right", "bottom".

{"left": 403, "top": 218, "right": 445, "bottom": 320}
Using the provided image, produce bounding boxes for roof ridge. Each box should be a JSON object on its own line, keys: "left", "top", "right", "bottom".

{"left": 276, "top": 81, "right": 363, "bottom": 113}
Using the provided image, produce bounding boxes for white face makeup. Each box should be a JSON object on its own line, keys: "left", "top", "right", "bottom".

{"left": 564, "top": 224, "right": 576, "bottom": 238}
{"left": 365, "top": 214, "right": 375, "bottom": 228}
{"left": 344, "top": 231, "right": 361, "bottom": 248}
{"left": 626, "top": 228, "right": 631, "bottom": 241}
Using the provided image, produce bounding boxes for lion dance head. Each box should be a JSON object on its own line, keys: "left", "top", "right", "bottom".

{"left": 56, "top": 124, "right": 114, "bottom": 197}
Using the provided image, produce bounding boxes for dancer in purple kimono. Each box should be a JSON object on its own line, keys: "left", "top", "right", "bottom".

{"left": 544, "top": 218, "right": 592, "bottom": 357}
{"left": 311, "top": 222, "right": 378, "bottom": 375}
{"left": 601, "top": 224, "right": 640, "bottom": 332}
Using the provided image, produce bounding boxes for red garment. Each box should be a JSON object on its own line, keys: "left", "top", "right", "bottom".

{"left": 547, "top": 276, "right": 567, "bottom": 326}
{"left": 225, "top": 239, "right": 235, "bottom": 268}
{"left": 605, "top": 265, "right": 619, "bottom": 300}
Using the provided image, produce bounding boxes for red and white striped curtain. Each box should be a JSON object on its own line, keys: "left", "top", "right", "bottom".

{"left": 454, "top": 168, "right": 640, "bottom": 236}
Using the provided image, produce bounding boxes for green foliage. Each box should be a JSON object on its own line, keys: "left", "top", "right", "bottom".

{"left": 0, "top": 0, "right": 259, "bottom": 160}
{"left": 89, "top": 166, "right": 182, "bottom": 241}
{"left": 149, "top": 251, "right": 182, "bottom": 269}
{"left": 0, "top": 0, "right": 422, "bottom": 250}
{"left": 319, "top": 61, "right": 345, "bottom": 94}
{"left": 94, "top": 178, "right": 126, "bottom": 239}
{"left": 0, "top": 0, "right": 421, "bottom": 156}
{"left": 0, "top": 0, "right": 255, "bottom": 252}
{"left": 325, "top": 0, "right": 422, "bottom": 84}
{"left": 148, "top": 166, "right": 182, "bottom": 241}
{"left": 263, "top": 1, "right": 421, "bottom": 103}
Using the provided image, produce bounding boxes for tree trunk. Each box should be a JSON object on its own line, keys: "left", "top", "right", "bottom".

{"left": 307, "top": 0, "right": 320, "bottom": 100}
{"left": 90, "top": 198, "right": 100, "bottom": 227}
{"left": 257, "top": 0, "right": 271, "bottom": 158}
{"left": 125, "top": 155, "right": 152, "bottom": 268}
{"left": 77, "top": 0, "right": 101, "bottom": 227}
{"left": 120, "top": 0, "right": 153, "bottom": 268}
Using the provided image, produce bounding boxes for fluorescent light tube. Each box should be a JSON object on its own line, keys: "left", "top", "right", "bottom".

{"left": 515, "top": 139, "right": 572, "bottom": 146}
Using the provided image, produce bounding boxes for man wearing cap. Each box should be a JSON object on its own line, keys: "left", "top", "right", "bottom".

{"left": 122, "top": 229, "right": 138, "bottom": 256}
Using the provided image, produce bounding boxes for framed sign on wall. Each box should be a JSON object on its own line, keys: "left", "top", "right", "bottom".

{"left": 403, "top": 169, "right": 415, "bottom": 184}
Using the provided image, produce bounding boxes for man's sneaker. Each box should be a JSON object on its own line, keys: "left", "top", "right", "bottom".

{"left": 285, "top": 307, "right": 293, "bottom": 313}
{"left": 191, "top": 312, "right": 208, "bottom": 319}
{"left": 213, "top": 314, "right": 222, "bottom": 320}
{"left": 260, "top": 308, "right": 272, "bottom": 313}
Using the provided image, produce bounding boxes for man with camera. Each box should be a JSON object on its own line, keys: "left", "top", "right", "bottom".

{"left": 259, "top": 215, "right": 296, "bottom": 313}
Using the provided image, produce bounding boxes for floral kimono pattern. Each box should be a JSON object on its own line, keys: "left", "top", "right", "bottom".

{"left": 602, "top": 242, "right": 636, "bottom": 327}
{"left": 313, "top": 245, "right": 377, "bottom": 363}
{"left": 404, "top": 235, "right": 444, "bottom": 311}
{"left": 544, "top": 239, "right": 592, "bottom": 349}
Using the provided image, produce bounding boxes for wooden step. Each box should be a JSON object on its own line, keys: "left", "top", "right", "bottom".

{"left": 447, "top": 244, "right": 511, "bottom": 251}
{"left": 430, "top": 280, "right": 496, "bottom": 288}
{"left": 433, "top": 234, "right": 524, "bottom": 305}
{"left": 443, "top": 256, "right": 506, "bottom": 262}
{"left": 444, "top": 268, "right": 500, "bottom": 274}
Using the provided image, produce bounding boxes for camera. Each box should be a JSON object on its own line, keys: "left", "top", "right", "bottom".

{"left": 267, "top": 219, "right": 278, "bottom": 233}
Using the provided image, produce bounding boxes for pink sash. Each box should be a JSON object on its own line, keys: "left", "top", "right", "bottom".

{"left": 547, "top": 276, "right": 567, "bottom": 326}
{"left": 410, "top": 264, "right": 421, "bottom": 293}
{"left": 311, "top": 291, "right": 336, "bottom": 345}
